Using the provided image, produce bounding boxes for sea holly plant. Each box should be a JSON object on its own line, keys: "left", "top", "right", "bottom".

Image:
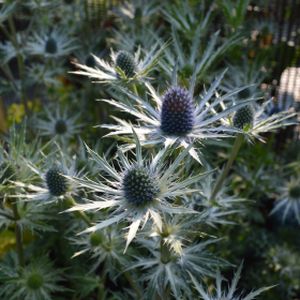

{"left": 66, "top": 133, "right": 211, "bottom": 252}
{"left": 71, "top": 43, "right": 166, "bottom": 87}
{"left": 100, "top": 70, "right": 257, "bottom": 162}
{"left": 1, "top": 1, "right": 299, "bottom": 299}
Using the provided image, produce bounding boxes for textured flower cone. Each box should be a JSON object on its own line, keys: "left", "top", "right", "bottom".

{"left": 233, "top": 105, "right": 254, "bottom": 129}
{"left": 45, "top": 37, "right": 57, "bottom": 54}
{"left": 160, "top": 86, "right": 195, "bottom": 136}
{"left": 86, "top": 54, "right": 96, "bottom": 68}
{"left": 26, "top": 273, "right": 44, "bottom": 290}
{"left": 115, "top": 51, "right": 136, "bottom": 78}
{"left": 46, "top": 168, "right": 68, "bottom": 197}
{"left": 123, "top": 167, "right": 159, "bottom": 206}
{"left": 89, "top": 232, "right": 103, "bottom": 247}
{"left": 55, "top": 119, "right": 68, "bottom": 135}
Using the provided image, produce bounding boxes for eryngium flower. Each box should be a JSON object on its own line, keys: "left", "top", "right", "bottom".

{"left": 101, "top": 72, "right": 254, "bottom": 162}
{"left": 85, "top": 54, "right": 96, "bottom": 68}
{"left": 0, "top": 255, "right": 65, "bottom": 300}
{"left": 72, "top": 43, "right": 166, "bottom": 84}
{"left": 45, "top": 167, "right": 68, "bottom": 197}
{"left": 71, "top": 227, "right": 128, "bottom": 276}
{"left": 160, "top": 87, "right": 194, "bottom": 136}
{"left": 222, "top": 98, "right": 297, "bottom": 142}
{"left": 123, "top": 167, "right": 159, "bottom": 206}
{"left": 26, "top": 28, "right": 77, "bottom": 58}
{"left": 233, "top": 104, "right": 254, "bottom": 129}
{"left": 271, "top": 178, "right": 300, "bottom": 224}
{"left": 34, "top": 107, "right": 82, "bottom": 143}
{"left": 115, "top": 50, "right": 136, "bottom": 78}
{"left": 15, "top": 155, "right": 80, "bottom": 203}
{"left": 44, "top": 37, "right": 57, "bottom": 54}
{"left": 190, "top": 263, "right": 273, "bottom": 300}
{"left": 67, "top": 133, "right": 207, "bottom": 252}
{"left": 54, "top": 119, "right": 68, "bottom": 135}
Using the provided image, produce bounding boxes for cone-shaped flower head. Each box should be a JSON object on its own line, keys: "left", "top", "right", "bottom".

{"left": 85, "top": 54, "right": 96, "bottom": 68}
{"left": 233, "top": 104, "right": 254, "bottom": 129}
{"left": 289, "top": 183, "right": 300, "bottom": 199}
{"left": 45, "top": 37, "right": 57, "bottom": 54}
{"left": 46, "top": 167, "right": 68, "bottom": 197}
{"left": 115, "top": 50, "right": 136, "bottom": 78}
{"left": 123, "top": 167, "right": 159, "bottom": 206}
{"left": 26, "top": 272, "right": 44, "bottom": 290}
{"left": 160, "top": 86, "right": 195, "bottom": 136}
{"left": 89, "top": 232, "right": 103, "bottom": 247}
{"left": 55, "top": 119, "right": 68, "bottom": 135}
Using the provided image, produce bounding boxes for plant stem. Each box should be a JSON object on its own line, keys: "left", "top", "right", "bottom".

{"left": 12, "top": 201, "right": 25, "bottom": 267}
{"left": 123, "top": 271, "right": 142, "bottom": 299}
{"left": 159, "top": 239, "right": 171, "bottom": 300}
{"left": 210, "top": 134, "right": 244, "bottom": 201}
{"left": 131, "top": 83, "right": 138, "bottom": 96}
{"left": 64, "top": 196, "right": 92, "bottom": 226}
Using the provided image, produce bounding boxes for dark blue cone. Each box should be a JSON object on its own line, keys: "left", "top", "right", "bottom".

{"left": 160, "top": 86, "right": 194, "bottom": 136}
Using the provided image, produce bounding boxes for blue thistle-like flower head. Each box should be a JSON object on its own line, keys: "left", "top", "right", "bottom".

{"left": 233, "top": 104, "right": 255, "bottom": 129}
{"left": 45, "top": 37, "right": 57, "bottom": 54}
{"left": 123, "top": 167, "right": 159, "bottom": 206}
{"left": 160, "top": 86, "right": 195, "bottom": 136}
{"left": 55, "top": 119, "right": 68, "bottom": 135}
{"left": 45, "top": 167, "right": 68, "bottom": 197}
{"left": 115, "top": 50, "right": 136, "bottom": 78}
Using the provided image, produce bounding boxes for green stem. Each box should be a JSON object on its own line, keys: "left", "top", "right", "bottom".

{"left": 64, "top": 196, "right": 92, "bottom": 226}
{"left": 12, "top": 201, "right": 25, "bottom": 267}
{"left": 123, "top": 271, "right": 142, "bottom": 299}
{"left": 159, "top": 239, "right": 171, "bottom": 300}
{"left": 210, "top": 134, "right": 244, "bottom": 201}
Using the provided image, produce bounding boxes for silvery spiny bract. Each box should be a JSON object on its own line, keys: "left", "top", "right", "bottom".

{"left": 127, "top": 238, "right": 223, "bottom": 299}
{"left": 184, "top": 173, "right": 245, "bottom": 226}
{"left": 101, "top": 72, "right": 255, "bottom": 162}
{"left": 67, "top": 133, "right": 210, "bottom": 252}
{"left": 190, "top": 263, "right": 273, "bottom": 300}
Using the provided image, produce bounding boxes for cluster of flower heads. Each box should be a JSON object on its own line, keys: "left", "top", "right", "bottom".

{"left": 1, "top": 1, "right": 298, "bottom": 298}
